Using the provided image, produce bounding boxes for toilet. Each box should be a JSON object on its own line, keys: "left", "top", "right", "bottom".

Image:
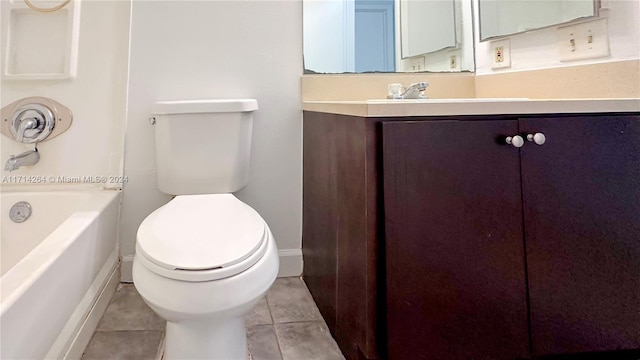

{"left": 132, "top": 99, "right": 279, "bottom": 360}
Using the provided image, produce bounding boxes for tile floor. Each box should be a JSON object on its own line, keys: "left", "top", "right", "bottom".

{"left": 81, "top": 277, "right": 345, "bottom": 360}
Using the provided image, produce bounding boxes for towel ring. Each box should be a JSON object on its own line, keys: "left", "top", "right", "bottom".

{"left": 23, "top": 0, "right": 71, "bottom": 13}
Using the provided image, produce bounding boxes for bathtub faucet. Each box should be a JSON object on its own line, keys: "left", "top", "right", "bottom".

{"left": 4, "top": 149, "right": 40, "bottom": 172}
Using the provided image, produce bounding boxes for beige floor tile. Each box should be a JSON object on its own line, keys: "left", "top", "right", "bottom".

{"left": 275, "top": 322, "right": 345, "bottom": 360}
{"left": 81, "top": 330, "right": 163, "bottom": 360}
{"left": 83, "top": 278, "right": 344, "bottom": 359}
{"left": 245, "top": 297, "right": 273, "bottom": 327}
{"left": 266, "top": 277, "right": 322, "bottom": 323}
{"left": 248, "top": 325, "right": 282, "bottom": 360}
{"left": 97, "top": 284, "right": 165, "bottom": 331}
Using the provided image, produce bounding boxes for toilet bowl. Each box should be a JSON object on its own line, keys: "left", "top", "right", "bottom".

{"left": 132, "top": 99, "right": 279, "bottom": 359}
{"left": 133, "top": 194, "right": 279, "bottom": 359}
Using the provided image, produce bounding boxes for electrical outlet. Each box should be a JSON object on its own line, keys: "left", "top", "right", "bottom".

{"left": 490, "top": 39, "right": 511, "bottom": 69}
{"left": 449, "top": 55, "right": 457, "bottom": 69}
{"left": 410, "top": 56, "right": 425, "bottom": 72}
{"left": 557, "top": 18, "right": 610, "bottom": 62}
{"left": 495, "top": 47, "right": 504, "bottom": 63}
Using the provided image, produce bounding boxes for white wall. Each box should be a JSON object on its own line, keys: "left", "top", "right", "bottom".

{"left": 120, "top": 0, "right": 303, "bottom": 281}
{"left": 0, "top": 0, "right": 130, "bottom": 183}
{"left": 474, "top": 0, "right": 640, "bottom": 75}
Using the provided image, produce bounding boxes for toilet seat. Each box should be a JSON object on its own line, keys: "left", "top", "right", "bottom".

{"left": 136, "top": 194, "right": 269, "bottom": 282}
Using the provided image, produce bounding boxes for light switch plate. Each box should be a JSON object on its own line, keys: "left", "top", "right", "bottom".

{"left": 557, "top": 18, "right": 610, "bottom": 62}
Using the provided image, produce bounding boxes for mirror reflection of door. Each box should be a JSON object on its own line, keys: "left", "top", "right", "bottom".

{"left": 355, "top": 0, "right": 395, "bottom": 72}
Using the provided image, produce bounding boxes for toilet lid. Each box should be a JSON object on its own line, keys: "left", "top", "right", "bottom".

{"left": 137, "top": 194, "right": 266, "bottom": 273}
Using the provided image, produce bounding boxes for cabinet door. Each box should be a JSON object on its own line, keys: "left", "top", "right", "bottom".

{"left": 383, "top": 120, "right": 530, "bottom": 360}
{"left": 521, "top": 115, "right": 640, "bottom": 356}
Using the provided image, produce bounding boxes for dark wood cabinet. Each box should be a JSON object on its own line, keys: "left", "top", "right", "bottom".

{"left": 520, "top": 116, "right": 640, "bottom": 356}
{"left": 382, "top": 120, "right": 530, "bottom": 360}
{"left": 302, "top": 112, "right": 380, "bottom": 360}
{"left": 303, "top": 111, "right": 640, "bottom": 360}
{"left": 382, "top": 115, "right": 640, "bottom": 359}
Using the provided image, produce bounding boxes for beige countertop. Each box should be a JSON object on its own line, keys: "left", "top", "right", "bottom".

{"left": 302, "top": 98, "right": 640, "bottom": 117}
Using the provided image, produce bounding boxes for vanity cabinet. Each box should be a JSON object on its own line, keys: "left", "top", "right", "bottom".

{"left": 383, "top": 115, "right": 640, "bottom": 359}
{"left": 303, "top": 113, "right": 380, "bottom": 360}
{"left": 302, "top": 109, "right": 640, "bottom": 360}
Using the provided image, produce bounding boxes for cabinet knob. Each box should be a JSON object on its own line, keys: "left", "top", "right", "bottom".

{"left": 527, "top": 133, "right": 546, "bottom": 145}
{"left": 505, "top": 135, "right": 524, "bottom": 148}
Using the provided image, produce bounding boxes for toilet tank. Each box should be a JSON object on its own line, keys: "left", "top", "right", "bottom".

{"left": 151, "top": 99, "right": 258, "bottom": 195}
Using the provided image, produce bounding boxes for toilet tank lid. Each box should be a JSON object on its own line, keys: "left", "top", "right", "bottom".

{"left": 152, "top": 99, "right": 258, "bottom": 114}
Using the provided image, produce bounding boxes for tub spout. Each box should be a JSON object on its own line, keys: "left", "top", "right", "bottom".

{"left": 4, "top": 149, "right": 39, "bottom": 172}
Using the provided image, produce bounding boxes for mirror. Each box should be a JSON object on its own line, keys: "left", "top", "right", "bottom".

{"left": 479, "top": 0, "right": 598, "bottom": 41}
{"left": 303, "top": 0, "right": 475, "bottom": 73}
{"left": 400, "top": 0, "right": 456, "bottom": 58}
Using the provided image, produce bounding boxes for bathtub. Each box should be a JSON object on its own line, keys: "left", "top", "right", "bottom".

{"left": 1, "top": 189, "right": 121, "bottom": 360}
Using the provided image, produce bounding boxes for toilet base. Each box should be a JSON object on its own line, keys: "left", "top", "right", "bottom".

{"left": 164, "top": 317, "right": 248, "bottom": 360}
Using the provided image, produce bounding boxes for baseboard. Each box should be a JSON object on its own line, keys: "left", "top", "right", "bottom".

{"left": 121, "top": 255, "right": 134, "bottom": 283}
{"left": 122, "top": 249, "right": 303, "bottom": 281}
{"left": 277, "top": 249, "right": 303, "bottom": 277}
{"left": 44, "top": 251, "right": 120, "bottom": 360}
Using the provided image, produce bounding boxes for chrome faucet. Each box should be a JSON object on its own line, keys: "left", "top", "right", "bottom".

{"left": 4, "top": 149, "right": 40, "bottom": 172}
{"left": 387, "top": 82, "right": 429, "bottom": 99}
{"left": 16, "top": 117, "right": 40, "bottom": 143}
{"left": 400, "top": 82, "right": 429, "bottom": 99}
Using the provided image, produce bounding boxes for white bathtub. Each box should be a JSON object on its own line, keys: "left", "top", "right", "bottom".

{"left": 1, "top": 190, "right": 121, "bottom": 360}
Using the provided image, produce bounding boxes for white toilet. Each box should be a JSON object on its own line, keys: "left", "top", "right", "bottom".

{"left": 132, "top": 99, "right": 279, "bottom": 360}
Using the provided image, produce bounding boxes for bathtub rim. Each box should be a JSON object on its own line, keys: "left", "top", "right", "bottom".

{"left": 0, "top": 183, "right": 121, "bottom": 193}
{"left": 0, "top": 189, "right": 121, "bottom": 313}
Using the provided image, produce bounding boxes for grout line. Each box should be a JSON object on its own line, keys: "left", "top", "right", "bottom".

{"left": 264, "top": 295, "right": 275, "bottom": 325}
{"left": 263, "top": 295, "right": 285, "bottom": 360}
{"left": 271, "top": 321, "right": 286, "bottom": 360}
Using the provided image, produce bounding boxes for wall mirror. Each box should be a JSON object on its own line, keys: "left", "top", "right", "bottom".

{"left": 479, "top": 0, "right": 598, "bottom": 41}
{"left": 303, "top": 0, "right": 475, "bottom": 73}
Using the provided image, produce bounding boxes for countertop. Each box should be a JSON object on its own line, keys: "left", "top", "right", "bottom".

{"left": 302, "top": 98, "right": 640, "bottom": 117}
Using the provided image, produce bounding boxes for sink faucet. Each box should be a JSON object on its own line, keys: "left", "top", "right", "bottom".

{"left": 387, "top": 82, "right": 429, "bottom": 99}
{"left": 4, "top": 149, "right": 40, "bottom": 172}
{"left": 400, "top": 82, "right": 429, "bottom": 99}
